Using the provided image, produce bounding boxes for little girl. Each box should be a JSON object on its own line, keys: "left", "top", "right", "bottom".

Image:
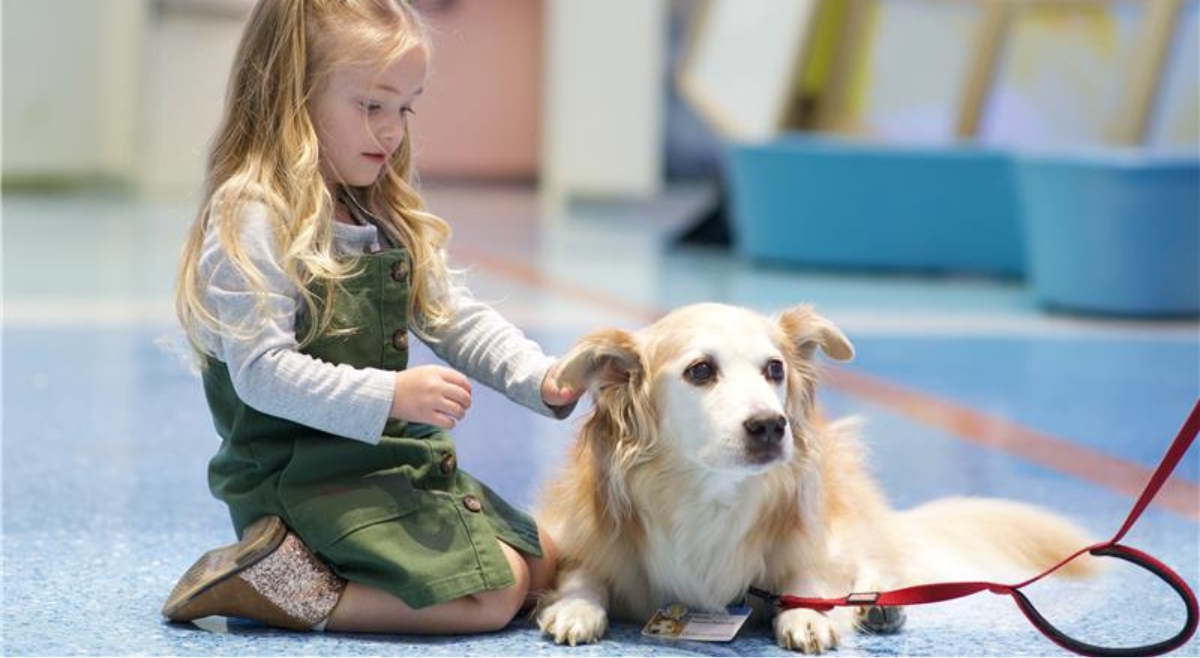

{"left": 162, "top": 0, "right": 578, "bottom": 634}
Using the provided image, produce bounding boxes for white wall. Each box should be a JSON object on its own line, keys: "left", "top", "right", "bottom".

{"left": 540, "top": 0, "right": 668, "bottom": 205}
{"left": 2, "top": 0, "right": 147, "bottom": 183}
{"left": 141, "top": 2, "right": 248, "bottom": 197}
{"left": 1, "top": 0, "right": 247, "bottom": 194}
{"left": 3, "top": 0, "right": 672, "bottom": 201}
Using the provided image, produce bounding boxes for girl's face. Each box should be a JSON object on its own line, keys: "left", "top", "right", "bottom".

{"left": 311, "top": 48, "right": 428, "bottom": 189}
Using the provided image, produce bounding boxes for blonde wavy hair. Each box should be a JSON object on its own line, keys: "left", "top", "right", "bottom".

{"left": 176, "top": 0, "right": 454, "bottom": 357}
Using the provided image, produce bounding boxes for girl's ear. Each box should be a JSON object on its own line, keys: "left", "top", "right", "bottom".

{"left": 557, "top": 328, "right": 644, "bottom": 392}
{"left": 778, "top": 304, "right": 854, "bottom": 362}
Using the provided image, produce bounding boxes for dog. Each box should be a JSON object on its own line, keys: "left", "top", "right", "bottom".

{"left": 535, "top": 302, "right": 1098, "bottom": 653}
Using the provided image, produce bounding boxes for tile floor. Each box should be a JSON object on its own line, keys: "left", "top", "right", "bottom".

{"left": 2, "top": 183, "right": 1197, "bottom": 656}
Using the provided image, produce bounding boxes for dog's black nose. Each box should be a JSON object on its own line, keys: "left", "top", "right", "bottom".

{"left": 744, "top": 413, "right": 787, "bottom": 444}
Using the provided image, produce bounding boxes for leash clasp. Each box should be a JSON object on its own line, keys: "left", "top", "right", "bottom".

{"left": 846, "top": 592, "right": 880, "bottom": 605}
{"left": 746, "top": 586, "right": 778, "bottom": 605}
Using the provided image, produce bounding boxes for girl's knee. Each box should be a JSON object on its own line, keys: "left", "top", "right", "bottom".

{"left": 472, "top": 541, "right": 530, "bottom": 630}
{"left": 472, "top": 588, "right": 526, "bottom": 631}
{"left": 528, "top": 526, "right": 558, "bottom": 594}
{"left": 499, "top": 539, "right": 532, "bottom": 592}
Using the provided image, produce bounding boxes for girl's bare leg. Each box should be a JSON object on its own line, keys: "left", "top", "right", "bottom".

{"left": 524, "top": 525, "right": 558, "bottom": 606}
{"left": 327, "top": 534, "right": 556, "bottom": 634}
{"left": 164, "top": 518, "right": 560, "bottom": 635}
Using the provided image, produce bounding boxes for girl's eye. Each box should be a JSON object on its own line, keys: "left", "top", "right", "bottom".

{"left": 764, "top": 359, "right": 785, "bottom": 383}
{"left": 360, "top": 101, "right": 383, "bottom": 113}
{"left": 684, "top": 359, "right": 717, "bottom": 386}
{"left": 401, "top": 107, "right": 416, "bottom": 117}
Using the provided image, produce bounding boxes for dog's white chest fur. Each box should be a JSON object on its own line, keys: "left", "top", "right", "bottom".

{"left": 632, "top": 477, "right": 768, "bottom": 614}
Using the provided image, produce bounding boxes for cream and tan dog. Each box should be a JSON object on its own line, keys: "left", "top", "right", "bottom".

{"left": 535, "top": 303, "right": 1097, "bottom": 653}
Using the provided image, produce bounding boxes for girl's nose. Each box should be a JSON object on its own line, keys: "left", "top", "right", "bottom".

{"left": 377, "top": 117, "right": 405, "bottom": 150}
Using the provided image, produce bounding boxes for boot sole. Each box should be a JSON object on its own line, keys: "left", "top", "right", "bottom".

{"left": 161, "top": 516, "right": 287, "bottom": 622}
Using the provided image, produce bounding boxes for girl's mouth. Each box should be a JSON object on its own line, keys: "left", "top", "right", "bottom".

{"left": 363, "top": 153, "right": 387, "bottom": 163}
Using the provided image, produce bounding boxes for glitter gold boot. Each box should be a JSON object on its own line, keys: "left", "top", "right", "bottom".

{"left": 161, "top": 516, "right": 345, "bottom": 631}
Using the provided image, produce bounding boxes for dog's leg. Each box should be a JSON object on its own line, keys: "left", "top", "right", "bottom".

{"left": 536, "top": 569, "right": 610, "bottom": 646}
{"left": 771, "top": 574, "right": 851, "bottom": 654}
{"left": 849, "top": 566, "right": 907, "bottom": 635}
{"left": 774, "top": 607, "right": 845, "bottom": 654}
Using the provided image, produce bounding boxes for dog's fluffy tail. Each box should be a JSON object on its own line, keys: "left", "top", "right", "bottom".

{"left": 892, "top": 497, "right": 1101, "bottom": 586}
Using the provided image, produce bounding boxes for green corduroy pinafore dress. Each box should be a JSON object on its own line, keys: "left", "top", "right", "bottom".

{"left": 201, "top": 240, "right": 542, "bottom": 609}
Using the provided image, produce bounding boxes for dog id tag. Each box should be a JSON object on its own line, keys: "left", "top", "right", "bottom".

{"left": 641, "top": 603, "right": 752, "bottom": 642}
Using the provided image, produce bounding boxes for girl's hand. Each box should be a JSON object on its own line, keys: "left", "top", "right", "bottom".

{"left": 391, "top": 366, "right": 472, "bottom": 429}
{"left": 541, "top": 361, "right": 582, "bottom": 408}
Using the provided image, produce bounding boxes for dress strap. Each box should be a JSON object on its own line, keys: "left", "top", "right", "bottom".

{"left": 338, "top": 187, "right": 400, "bottom": 250}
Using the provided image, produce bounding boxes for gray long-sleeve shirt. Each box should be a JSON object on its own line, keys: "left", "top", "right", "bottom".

{"left": 196, "top": 201, "right": 563, "bottom": 444}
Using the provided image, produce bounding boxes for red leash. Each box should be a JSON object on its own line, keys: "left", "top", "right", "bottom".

{"left": 752, "top": 399, "right": 1200, "bottom": 657}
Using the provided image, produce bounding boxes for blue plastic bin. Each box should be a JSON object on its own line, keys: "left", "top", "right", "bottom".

{"left": 724, "top": 136, "right": 1025, "bottom": 276}
{"left": 1014, "top": 151, "right": 1199, "bottom": 317}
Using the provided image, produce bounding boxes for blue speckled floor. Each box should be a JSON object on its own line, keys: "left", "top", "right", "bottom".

{"left": 3, "top": 184, "right": 1197, "bottom": 656}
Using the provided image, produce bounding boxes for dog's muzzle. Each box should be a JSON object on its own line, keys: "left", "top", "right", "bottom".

{"left": 743, "top": 413, "right": 787, "bottom": 464}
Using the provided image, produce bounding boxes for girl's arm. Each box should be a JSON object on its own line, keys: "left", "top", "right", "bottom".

{"left": 198, "top": 202, "right": 396, "bottom": 443}
{"left": 419, "top": 285, "right": 577, "bottom": 420}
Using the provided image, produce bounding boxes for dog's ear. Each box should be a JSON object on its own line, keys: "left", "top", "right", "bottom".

{"left": 560, "top": 328, "right": 652, "bottom": 528}
{"left": 778, "top": 305, "right": 851, "bottom": 454}
{"left": 778, "top": 304, "right": 854, "bottom": 362}
{"left": 557, "top": 328, "right": 644, "bottom": 392}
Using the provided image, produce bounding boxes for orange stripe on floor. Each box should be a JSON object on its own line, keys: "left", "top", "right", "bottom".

{"left": 824, "top": 367, "right": 1200, "bottom": 521}
{"left": 457, "top": 247, "right": 1200, "bottom": 520}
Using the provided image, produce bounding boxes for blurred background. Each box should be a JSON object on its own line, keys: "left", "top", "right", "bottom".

{"left": 4, "top": 0, "right": 1195, "bottom": 314}
{"left": 5, "top": 0, "right": 1196, "bottom": 313}
{"left": 5, "top": 0, "right": 1194, "bottom": 196}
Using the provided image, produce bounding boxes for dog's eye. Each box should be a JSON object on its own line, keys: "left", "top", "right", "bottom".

{"left": 764, "top": 359, "right": 785, "bottom": 383}
{"left": 683, "top": 359, "right": 717, "bottom": 385}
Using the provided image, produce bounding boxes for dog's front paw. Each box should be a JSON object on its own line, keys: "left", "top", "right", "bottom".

{"left": 537, "top": 597, "right": 608, "bottom": 646}
{"left": 775, "top": 608, "right": 840, "bottom": 653}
